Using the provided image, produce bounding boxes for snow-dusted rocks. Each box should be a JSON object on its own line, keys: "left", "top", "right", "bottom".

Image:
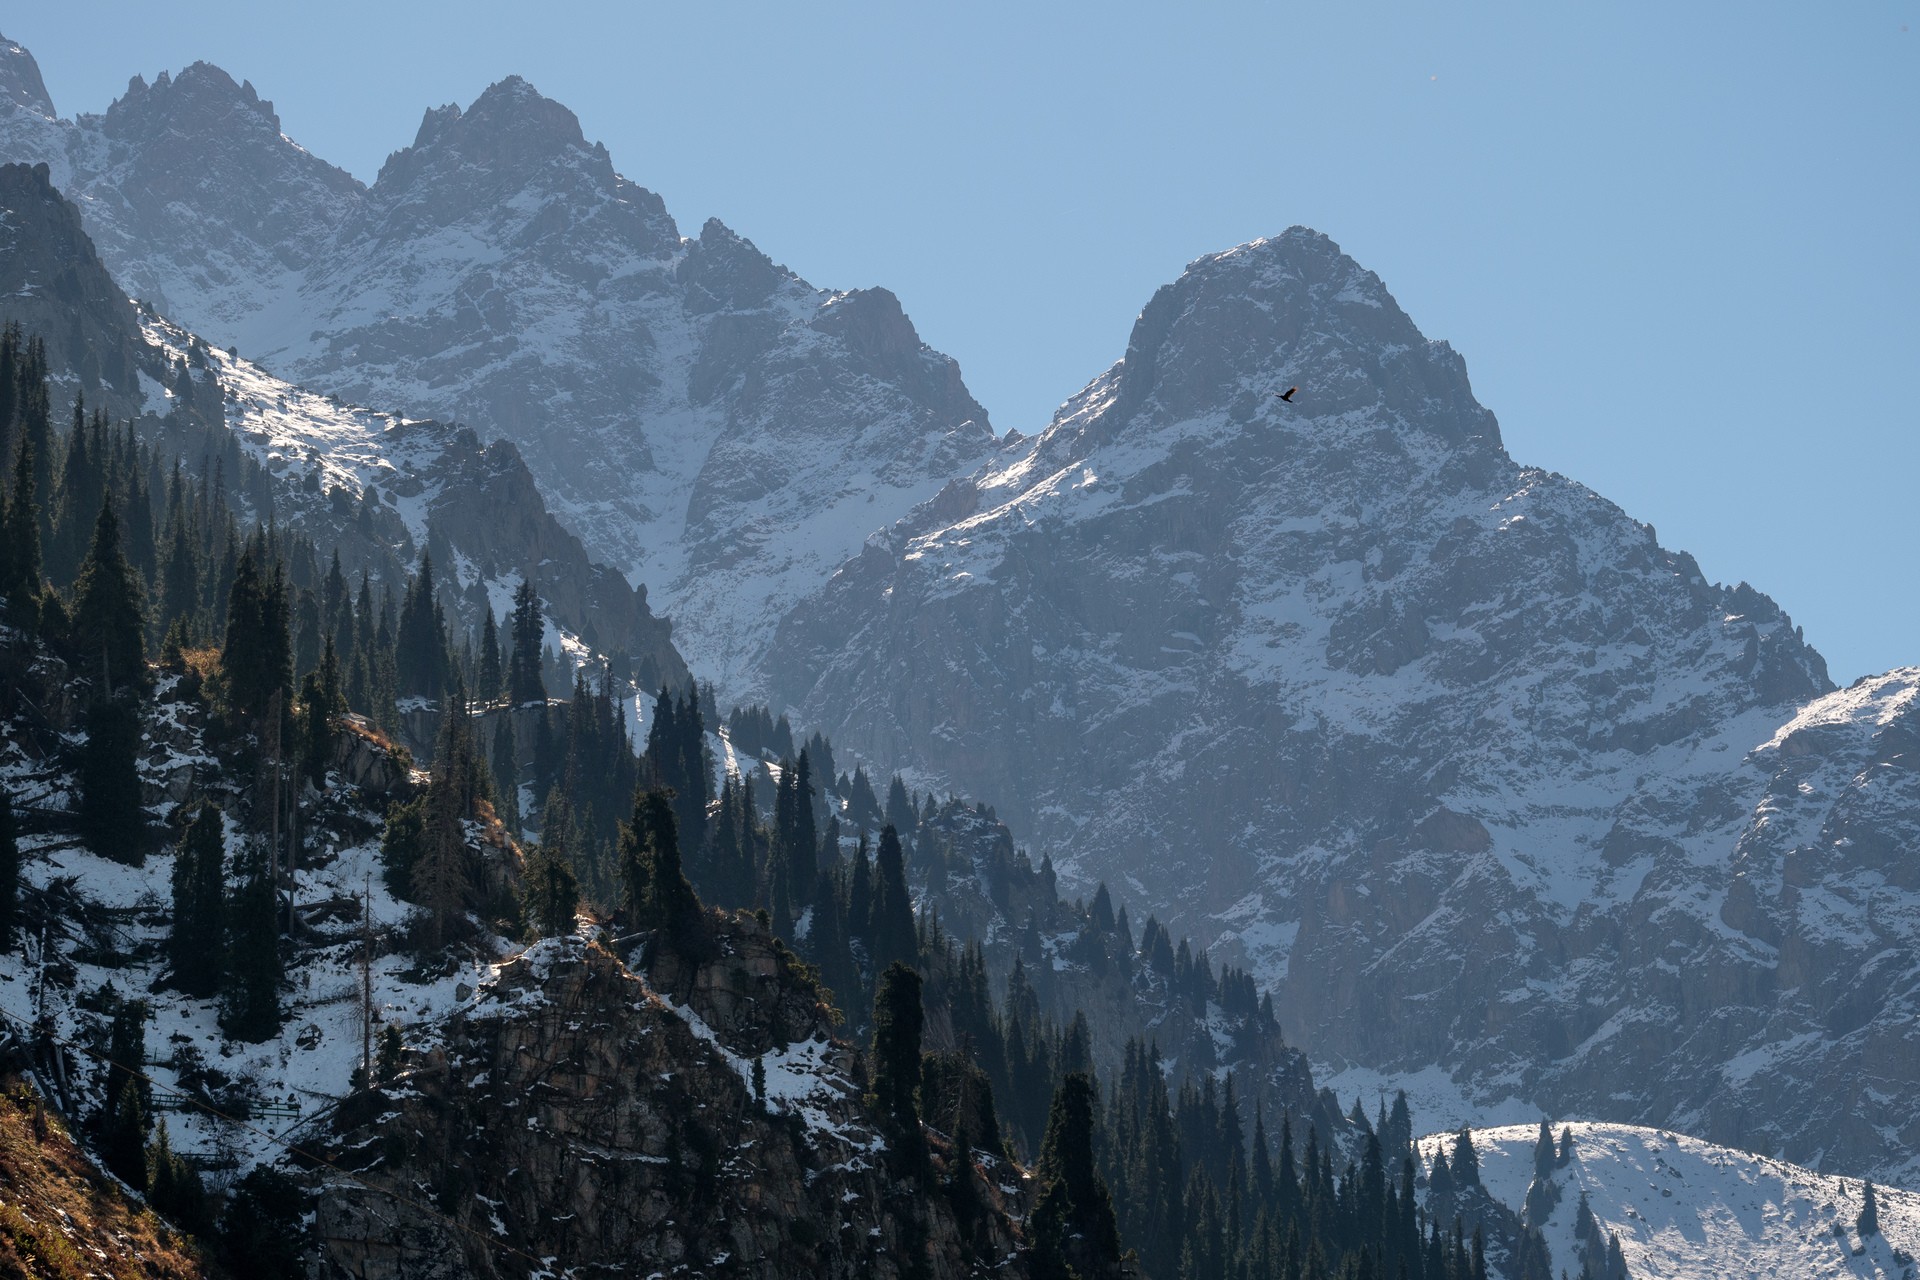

{"left": 771, "top": 229, "right": 1919, "bottom": 1182}
{"left": 0, "top": 39, "right": 996, "bottom": 697}
{"left": 1428, "top": 1123, "right": 1920, "bottom": 1280}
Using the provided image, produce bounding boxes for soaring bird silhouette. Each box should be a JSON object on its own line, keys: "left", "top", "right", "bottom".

{"left": 1274, "top": 386, "right": 1299, "bottom": 403}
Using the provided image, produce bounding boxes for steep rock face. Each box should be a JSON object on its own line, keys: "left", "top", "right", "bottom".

{"left": 0, "top": 160, "right": 160, "bottom": 412}
{"left": 0, "top": 40, "right": 996, "bottom": 695}
{"left": 0, "top": 169, "right": 685, "bottom": 680}
{"left": 319, "top": 930, "right": 1026, "bottom": 1279}
{"left": 769, "top": 230, "right": 1920, "bottom": 1181}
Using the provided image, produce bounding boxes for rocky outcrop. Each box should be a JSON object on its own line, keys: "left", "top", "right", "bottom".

{"left": 0, "top": 41, "right": 996, "bottom": 695}
{"left": 767, "top": 230, "right": 1920, "bottom": 1183}
{"left": 0, "top": 166, "right": 688, "bottom": 683}
{"left": 318, "top": 925, "right": 1027, "bottom": 1279}
{"left": 0, "top": 161, "right": 162, "bottom": 416}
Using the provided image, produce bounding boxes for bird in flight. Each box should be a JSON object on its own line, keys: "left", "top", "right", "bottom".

{"left": 1275, "top": 386, "right": 1299, "bottom": 403}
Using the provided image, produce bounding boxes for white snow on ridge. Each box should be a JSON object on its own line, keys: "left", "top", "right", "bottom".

{"left": 1423, "top": 1123, "right": 1920, "bottom": 1280}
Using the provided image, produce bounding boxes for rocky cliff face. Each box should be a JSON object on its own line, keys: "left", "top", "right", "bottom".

{"left": 0, "top": 160, "right": 162, "bottom": 416}
{"left": 318, "top": 927, "right": 1026, "bottom": 1280}
{"left": 771, "top": 230, "right": 1919, "bottom": 1183}
{"left": 0, "top": 42, "right": 996, "bottom": 696}
{"left": 7, "top": 32, "right": 1917, "bottom": 1188}
{"left": 0, "top": 164, "right": 683, "bottom": 680}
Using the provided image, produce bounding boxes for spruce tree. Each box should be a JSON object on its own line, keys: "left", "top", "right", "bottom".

{"left": 618, "top": 787, "right": 703, "bottom": 951}
{"left": 1452, "top": 1126, "right": 1482, "bottom": 1189}
{"left": 1, "top": 440, "right": 41, "bottom": 610}
{"left": 477, "top": 605, "right": 503, "bottom": 704}
{"left": 522, "top": 840, "right": 579, "bottom": 938}
{"left": 224, "top": 842, "right": 282, "bottom": 1041}
{"left": 169, "top": 804, "right": 226, "bottom": 997}
{"left": 104, "top": 1076, "right": 149, "bottom": 1192}
{"left": 790, "top": 749, "right": 818, "bottom": 908}
{"left": 78, "top": 694, "right": 144, "bottom": 863}
{"left": 870, "top": 960, "right": 926, "bottom": 1175}
{"left": 412, "top": 687, "right": 476, "bottom": 952}
{"left": 885, "top": 774, "right": 915, "bottom": 834}
{"left": 871, "top": 824, "right": 916, "bottom": 975}
{"left": 491, "top": 716, "right": 520, "bottom": 834}
{"left": 508, "top": 577, "right": 545, "bottom": 706}
{"left": 395, "top": 553, "right": 450, "bottom": 699}
{"left": 1858, "top": 1180, "right": 1880, "bottom": 1237}
{"left": 222, "top": 543, "right": 291, "bottom": 723}
{"left": 1032, "top": 1072, "right": 1122, "bottom": 1280}
{"left": 72, "top": 497, "right": 148, "bottom": 691}
{"left": 0, "top": 788, "right": 16, "bottom": 952}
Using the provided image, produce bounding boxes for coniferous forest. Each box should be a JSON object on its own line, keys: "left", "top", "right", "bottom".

{"left": 0, "top": 310, "right": 1555, "bottom": 1278}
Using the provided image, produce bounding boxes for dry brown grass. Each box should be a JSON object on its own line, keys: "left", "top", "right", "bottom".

{"left": 0, "top": 1078, "right": 211, "bottom": 1280}
{"left": 178, "top": 647, "right": 222, "bottom": 684}
{"left": 340, "top": 715, "right": 401, "bottom": 756}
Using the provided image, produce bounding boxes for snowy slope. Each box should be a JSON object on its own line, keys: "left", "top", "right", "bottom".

{"left": 0, "top": 664, "right": 856, "bottom": 1186}
{"left": 0, "top": 42, "right": 995, "bottom": 699}
{"left": 1424, "top": 1123, "right": 1920, "bottom": 1280}
{"left": 135, "top": 310, "right": 683, "bottom": 688}
{"left": 770, "top": 230, "right": 1920, "bottom": 1183}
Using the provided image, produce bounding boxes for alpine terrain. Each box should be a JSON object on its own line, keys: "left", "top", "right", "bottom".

{"left": 0, "top": 38, "right": 996, "bottom": 695}
{"left": 0, "top": 24, "right": 1915, "bottom": 1279}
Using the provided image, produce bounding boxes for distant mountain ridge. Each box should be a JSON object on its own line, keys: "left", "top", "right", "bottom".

{"left": 0, "top": 44, "right": 995, "bottom": 696}
{"left": 0, "top": 158, "right": 683, "bottom": 683}
{"left": 5, "top": 33, "right": 1919, "bottom": 1190}
{"left": 772, "top": 229, "right": 1920, "bottom": 1185}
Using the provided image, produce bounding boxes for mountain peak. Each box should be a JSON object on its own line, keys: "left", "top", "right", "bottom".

{"left": 104, "top": 59, "right": 284, "bottom": 139}
{"left": 0, "top": 33, "right": 53, "bottom": 118}
{"left": 1107, "top": 226, "right": 1500, "bottom": 449}
{"left": 468, "top": 74, "right": 582, "bottom": 135}
{"left": 372, "top": 74, "right": 606, "bottom": 201}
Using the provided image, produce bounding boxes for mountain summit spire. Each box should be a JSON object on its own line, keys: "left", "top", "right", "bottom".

{"left": 0, "top": 33, "right": 54, "bottom": 119}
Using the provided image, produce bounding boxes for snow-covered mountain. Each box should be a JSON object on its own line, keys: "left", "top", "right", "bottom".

{"left": 0, "top": 159, "right": 682, "bottom": 683}
{"left": 771, "top": 229, "right": 1920, "bottom": 1184}
{"left": 0, "top": 39, "right": 995, "bottom": 695}
{"left": 1426, "top": 1123, "right": 1920, "bottom": 1280}
{"left": 7, "top": 31, "right": 1918, "bottom": 1189}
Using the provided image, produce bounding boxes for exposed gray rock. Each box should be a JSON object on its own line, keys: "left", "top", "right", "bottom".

{"left": 0, "top": 46, "right": 995, "bottom": 695}
{"left": 770, "top": 230, "right": 1918, "bottom": 1183}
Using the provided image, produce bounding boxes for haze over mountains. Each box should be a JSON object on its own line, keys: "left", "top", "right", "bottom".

{"left": 3, "top": 27, "right": 1917, "bottom": 1201}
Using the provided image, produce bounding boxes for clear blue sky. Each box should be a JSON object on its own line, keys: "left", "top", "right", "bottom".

{"left": 11, "top": 3, "right": 1917, "bottom": 682}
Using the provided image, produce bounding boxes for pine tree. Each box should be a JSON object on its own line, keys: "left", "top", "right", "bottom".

{"left": 477, "top": 605, "right": 503, "bottom": 704}
{"left": 0, "top": 789, "right": 17, "bottom": 952}
{"left": 169, "top": 804, "right": 226, "bottom": 997}
{"left": 870, "top": 960, "right": 926, "bottom": 1175}
{"left": 522, "top": 840, "right": 579, "bottom": 938}
{"left": 223, "top": 842, "right": 282, "bottom": 1041}
{"left": 1032, "top": 1072, "right": 1123, "bottom": 1280}
{"left": 871, "top": 824, "right": 916, "bottom": 974}
{"left": 618, "top": 787, "right": 703, "bottom": 952}
{"left": 508, "top": 577, "right": 546, "bottom": 706}
{"left": 491, "top": 715, "right": 520, "bottom": 834}
{"left": 1858, "top": 1180, "right": 1881, "bottom": 1237}
{"left": 78, "top": 694, "right": 144, "bottom": 863}
{"left": 395, "top": 553, "right": 450, "bottom": 699}
{"left": 71, "top": 497, "right": 148, "bottom": 692}
{"left": 412, "top": 685, "right": 477, "bottom": 952}
{"left": 1, "top": 440, "right": 42, "bottom": 611}
{"left": 1452, "top": 1126, "right": 1481, "bottom": 1189}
